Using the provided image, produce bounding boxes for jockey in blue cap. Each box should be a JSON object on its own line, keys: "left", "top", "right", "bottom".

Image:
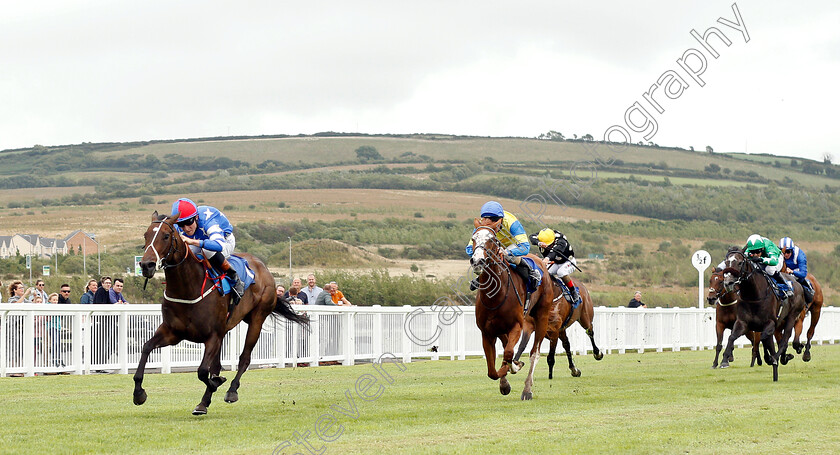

{"left": 171, "top": 198, "right": 245, "bottom": 303}
{"left": 779, "top": 237, "right": 814, "bottom": 303}
{"left": 466, "top": 201, "right": 540, "bottom": 291}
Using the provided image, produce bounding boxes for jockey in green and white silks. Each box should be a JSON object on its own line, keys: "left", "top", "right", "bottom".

{"left": 466, "top": 201, "right": 540, "bottom": 291}
{"left": 744, "top": 234, "right": 794, "bottom": 300}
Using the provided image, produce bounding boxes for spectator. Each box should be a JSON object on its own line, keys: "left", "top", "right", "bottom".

{"left": 58, "top": 284, "right": 72, "bottom": 304}
{"left": 109, "top": 278, "right": 128, "bottom": 304}
{"left": 328, "top": 281, "right": 352, "bottom": 306}
{"left": 301, "top": 273, "right": 323, "bottom": 303}
{"left": 276, "top": 285, "right": 286, "bottom": 298}
{"left": 627, "top": 291, "right": 647, "bottom": 308}
{"left": 80, "top": 280, "right": 97, "bottom": 304}
{"left": 284, "top": 277, "right": 309, "bottom": 305}
{"left": 312, "top": 283, "right": 337, "bottom": 306}
{"left": 8, "top": 281, "right": 33, "bottom": 303}
{"left": 33, "top": 279, "right": 49, "bottom": 302}
{"left": 93, "top": 277, "right": 112, "bottom": 303}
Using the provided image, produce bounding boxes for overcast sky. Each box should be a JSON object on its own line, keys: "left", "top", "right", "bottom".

{"left": 1, "top": 1, "right": 838, "bottom": 161}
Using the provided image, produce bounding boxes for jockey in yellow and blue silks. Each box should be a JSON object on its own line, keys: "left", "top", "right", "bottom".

{"left": 779, "top": 237, "right": 815, "bottom": 302}
{"left": 466, "top": 201, "right": 540, "bottom": 291}
{"left": 172, "top": 198, "right": 245, "bottom": 303}
{"left": 744, "top": 234, "right": 793, "bottom": 300}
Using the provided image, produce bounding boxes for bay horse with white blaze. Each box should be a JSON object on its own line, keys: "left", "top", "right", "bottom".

{"left": 469, "top": 218, "right": 553, "bottom": 400}
{"left": 514, "top": 278, "right": 603, "bottom": 379}
{"left": 135, "top": 212, "right": 309, "bottom": 415}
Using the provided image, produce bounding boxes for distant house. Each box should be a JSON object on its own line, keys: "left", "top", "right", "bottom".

{"left": 0, "top": 231, "right": 95, "bottom": 259}
{"left": 64, "top": 230, "right": 99, "bottom": 256}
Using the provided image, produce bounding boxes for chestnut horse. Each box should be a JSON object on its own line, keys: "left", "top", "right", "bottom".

{"left": 513, "top": 279, "right": 603, "bottom": 379}
{"left": 469, "top": 218, "right": 553, "bottom": 400}
{"left": 707, "top": 267, "right": 761, "bottom": 368}
{"left": 721, "top": 250, "right": 805, "bottom": 381}
{"left": 135, "top": 212, "right": 309, "bottom": 415}
{"left": 787, "top": 271, "right": 824, "bottom": 362}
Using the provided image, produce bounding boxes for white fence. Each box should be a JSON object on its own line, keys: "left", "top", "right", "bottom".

{"left": 2, "top": 303, "right": 839, "bottom": 377}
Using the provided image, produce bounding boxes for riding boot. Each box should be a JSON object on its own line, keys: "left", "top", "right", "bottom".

{"left": 772, "top": 272, "right": 793, "bottom": 300}
{"left": 209, "top": 254, "right": 244, "bottom": 305}
{"left": 801, "top": 279, "right": 815, "bottom": 304}
{"left": 569, "top": 285, "right": 582, "bottom": 307}
{"left": 516, "top": 261, "right": 539, "bottom": 290}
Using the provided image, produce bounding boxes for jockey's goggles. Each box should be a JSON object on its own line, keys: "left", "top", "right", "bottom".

{"left": 176, "top": 216, "right": 197, "bottom": 227}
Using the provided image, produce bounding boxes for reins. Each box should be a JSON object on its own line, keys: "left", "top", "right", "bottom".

{"left": 145, "top": 218, "right": 216, "bottom": 303}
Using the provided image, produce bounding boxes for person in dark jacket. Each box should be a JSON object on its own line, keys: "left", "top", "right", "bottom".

{"left": 79, "top": 280, "right": 97, "bottom": 304}
{"left": 58, "top": 284, "right": 72, "bottom": 304}
{"left": 628, "top": 291, "right": 647, "bottom": 308}
{"left": 93, "top": 277, "right": 112, "bottom": 304}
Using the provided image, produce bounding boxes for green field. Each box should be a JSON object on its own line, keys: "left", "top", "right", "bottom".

{"left": 3, "top": 345, "right": 840, "bottom": 454}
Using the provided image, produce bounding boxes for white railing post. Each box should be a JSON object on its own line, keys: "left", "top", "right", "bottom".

{"left": 402, "top": 306, "right": 412, "bottom": 363}
{"left": 343, "top": 311, "right": 356, "bottom": 366}
{"left": 119, "top": 311, "right": 129, "bottom": 374}
{"left": 637, "top": 311, "right": 646, "bottom": 354}
{"left": 0, "top": 312, "right": 6, "bottom": 377}
{"left": 672, "top": 311, "right": 680, "bottom": 352}
{"left": 309, "top": 314, "right": 320, "bottom": 367}
{"left": 372, "top": 306, "right": 383, "bottom": 361}
{"left": 73, "top": 314, "right": 83, "bottom": 375}
{"left": 456, "top": 311, "right": 466, "bottom": 361}
{"left": 83, "top": 312, "right": 92, "bottom": 374}
{"left": 24, "top": 312, "right": 34, "bottom": 377}
{"left": 274, "top": 319, "right": 286, "bottom": 368}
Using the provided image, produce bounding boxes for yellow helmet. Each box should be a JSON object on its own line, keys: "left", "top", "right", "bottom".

{"left": 537, "top": 228, "right": 555, "bottom": 245}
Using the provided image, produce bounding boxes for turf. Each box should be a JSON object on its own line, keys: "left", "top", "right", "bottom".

{"left": 2, "top": 345, "right": 840, "bottom": 454}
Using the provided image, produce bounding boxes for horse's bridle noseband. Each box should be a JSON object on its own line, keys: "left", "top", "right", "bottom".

{"left": 145, "top": 219, "right": 189, "bottom": 270}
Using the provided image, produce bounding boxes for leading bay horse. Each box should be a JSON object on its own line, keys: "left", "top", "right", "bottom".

{"left": 721, "top": 250, "right": 805, "bottom": 381}
{"left": 135, "top": 212, "right": 309, "bottom": 415}
{"left": 469, "top": 218, "right": 553, "bottom": 400}
{"left": 707, "top": 267, "right": 761, "bottom": 369}
{"left": 513, "top": 278, "right": 603, "bottom": 379}
{"left": 787, "top": 271, "right": 824, "bottom": 362}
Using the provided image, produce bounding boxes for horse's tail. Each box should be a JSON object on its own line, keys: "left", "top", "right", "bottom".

{"left": 272, "top": 296, "right": 310, "bottom": 327}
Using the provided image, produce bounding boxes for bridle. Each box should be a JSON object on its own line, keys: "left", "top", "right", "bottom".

{"left": 145, "top": 219, "right": 190, "bottom": 271}
{"left": 708, "top": 273, "right": 736, "bottom": 307}
{"left": 470, "top": 225, "right": 524, "bottom": 310}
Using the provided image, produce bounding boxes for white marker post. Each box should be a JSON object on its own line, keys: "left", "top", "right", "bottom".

{"left": 692, "top": 250, "right": 712, "bottom": 309}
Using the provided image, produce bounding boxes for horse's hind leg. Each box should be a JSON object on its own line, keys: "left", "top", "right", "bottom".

{"left": 712, "top": 323, "right": 724, "bottom": 369}
{"left": 225, "top": 314, "right": 267, "bottom": 403}
{"left": 792, "top": 316, "right": 804, "bottom": 354}
{"left": 133, "top": 324, "right": 180, "bottom": 406}
{"left": 194, "top": 335, "right": 224, "bottom": 415}
{"left": 584, "top": 326, "right": 603, "bottom": 361}
{"left": 546, "top": 338, "right": 557, "bottom": 379}
{"left": 803, "top": 306, "right": 821, "bottom": 362}
{"left": 559, "top": 330, "right": 580, "bottom": 377}
{"left": 750, "top": 332, "right": 762, "bottom": 367}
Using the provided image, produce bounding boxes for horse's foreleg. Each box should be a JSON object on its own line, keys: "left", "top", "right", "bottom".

{"left": 803, "top": 306, "right": 821, "bottom": 362}
{"left": 482, "top": 335, "right": 510, "bottom": 395}
{"left": 585, "top": 326, "right": 603, "bottom": 361}
{"left": 779, "top": 313, "right": 799, "bottom": 366}
{"left": 225, "top": 314, "right": 267, "bottom": 404}
{"left": 712, "top": 322, "right": 725, "bottom": 369}
{"left": 194, "top": 335, "right": 224, "bottom": 415}
{"left": 759, "top": 321, "right": 779, "bottom": 382}
{"left": 133, "top": 324, "right": 179, "bottom": 406}
{"left": 720, "top": 320, "right": 747, "bottom": 369}
{"left": 792, "top": 315, "right": 804, "bottom": 354}
{"left": 750, "top": 331, "right": 762, "bottom": 367}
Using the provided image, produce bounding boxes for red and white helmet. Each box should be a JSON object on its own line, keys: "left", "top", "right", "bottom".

{"left": 171, "top": 198, "right": 198, "bottom": 223}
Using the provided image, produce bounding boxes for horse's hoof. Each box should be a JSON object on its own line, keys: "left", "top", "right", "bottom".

{"left": 192, "top": 404, "right": 208, "bottom": 415}
{"left": 783, "top": 353, "right": 794, "bottom": 364}
{"left": 224, "top": 390, "right": 239, "bottom": 403}
{"left": 720, "top": 362, "right": 729, "bottom": 369}
{"left": 521, "top": 391, "right": 533, "bottom": 401}
{"left": 727, "top": 354, "right": 734, "bottom": 363}
{"left": 711, "top": 362, "right": 718, "bottom": 369}
{"left": 133, "top": 389, "right": 147, "bottom": 406}
{"left": 548, "top": 373, "right": 553, "bottom": 380}
{"left": 594, "top": 352, "right": 604, "bottom": 361}
{"left": 793, "top": 344, "right": 803, "bottom": 354}
{"left": 571, "top": 368, "right": 581, "bottom": 378}
{"left": 500, "top": 381, "right": 511, "bottom": 396}
{"left": 803, "top": 352, "right": 811, "bottom": 362}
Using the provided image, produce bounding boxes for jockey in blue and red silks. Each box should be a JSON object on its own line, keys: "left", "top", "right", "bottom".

{"left": 171, "top": 198, "right": 245, "bottom": 303}
{"left": 466, "top": 201, "right": 541, "bottom": 291}
{"left": 779, "top": 236, "right": 815, "bottom": 303}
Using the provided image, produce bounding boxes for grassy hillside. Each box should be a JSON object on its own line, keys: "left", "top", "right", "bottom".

{"left": 2, "top": 134, "right": 839, "bottom": 306}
